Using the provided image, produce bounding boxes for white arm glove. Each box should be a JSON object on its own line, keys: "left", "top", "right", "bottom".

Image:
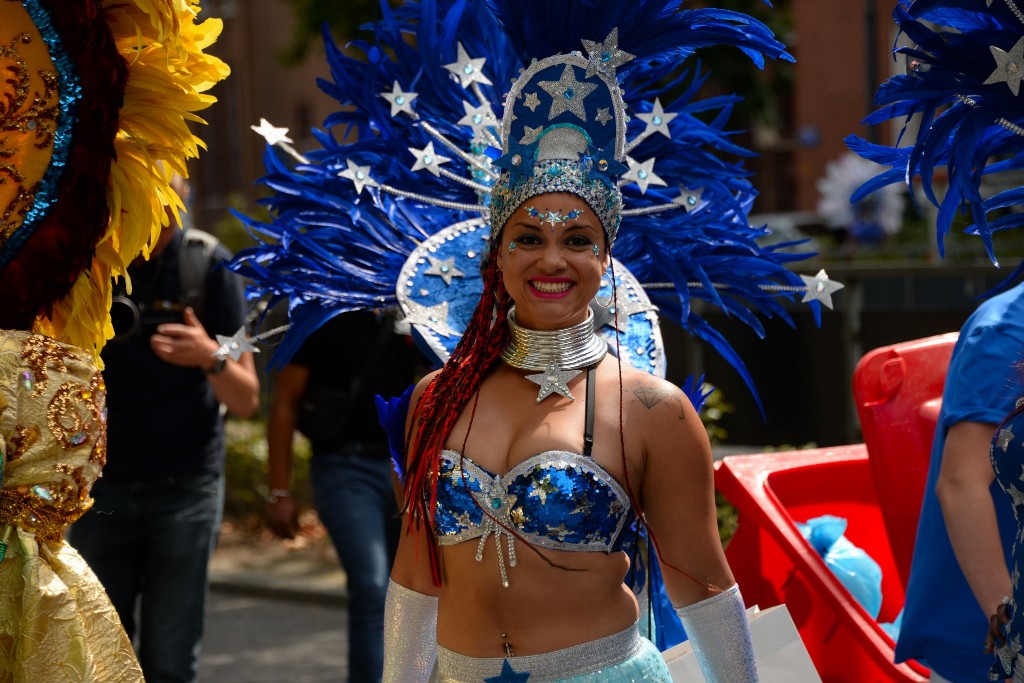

{"left": 383, "top": 579, "right": 438, "bottom": 683}
{"left": 674, "top": 584, "right": 758, "bottom": 683}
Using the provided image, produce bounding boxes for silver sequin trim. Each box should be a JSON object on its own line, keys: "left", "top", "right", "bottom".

{"left": 436, "top": 620, "right": 643, "bottom": 682}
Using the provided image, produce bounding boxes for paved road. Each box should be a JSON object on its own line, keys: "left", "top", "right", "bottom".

{"left": 200, "top": 590, "right": 349, "bottom": 682}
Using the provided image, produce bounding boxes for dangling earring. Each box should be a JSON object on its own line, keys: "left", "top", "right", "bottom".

{"left": 508, "top": 241, "right": 516, "bottom": 254}
{"left": 592, "top": 244, "right": 600, "bottom": 257}
{"left": 494, "top": 284, "right": 510, "bottom": 304}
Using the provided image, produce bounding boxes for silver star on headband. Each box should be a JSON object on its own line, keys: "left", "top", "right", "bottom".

{"left": 213, "top": 327, "right": 259, "bottom": 361}
{"left": 595, "top": 108, "right": 612, "bottom": 126}
{"left": 251, "top": 118, "right": 293, "bottom": 146}
{"left": 673, "top": 186, "right": 704, "bottom": 212}
{"left": 800, "top": 269, "right": 845, "bottom": 310}
{"left": 338, "top": 159, "right": 376, "bottom": 195}
{"left": 409, "top": 142, "right": 451, "bottom": 177}
{"left": 444, "top": 43, "right": 493, "bottom": 89}
{"left": 380, "top": 81, "right": 418, "bottom": 117}
{"left": 423, "top": 256, "right": 465, "bottom": 286}
{"left": 523, "top": 92, "right": 541, "bottom": 112}
{"left": 520, "top": 125, "right": 544, "bottom": 145}
{"left": 637, "top": 99, "right": 677, "bottom": 139}
{"left": 984, "top": 37, "right": 1024, "bottom": 96}
{"left": 401, "top": 300, "right": 457, "bottom": 337}
{"left": 581, "top": 27, "right": 635, "bottom": 78}
{"left": 458, "top": 101, "right": 497, "bottom": 138}
{"left": 526, "top": 362, "right": 582, "bottom": 403}
{"left": 623, "top": 157, "right": 667, "bottom": 194}
{"left": 592, "top": 293, "right": 657, "bottom": 333}
{"left": 539, "top": 65, "right": 597, "bottom": 122}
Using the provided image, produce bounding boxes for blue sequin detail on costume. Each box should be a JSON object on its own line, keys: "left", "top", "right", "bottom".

{"left": 433, "top": 449, "right": 633, "bottom": 552}
{"left": 0, "top": 0, "right": 82, "bottom": 270}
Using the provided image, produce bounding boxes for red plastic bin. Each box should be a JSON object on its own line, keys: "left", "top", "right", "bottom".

{"left": 716, "top": 447, "right": 930, "bottom": 683}
{"left": 852, "top": 333, "right": 957, "bottom": 588}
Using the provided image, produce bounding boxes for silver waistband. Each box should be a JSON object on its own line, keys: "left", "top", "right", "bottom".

{"left": 436, "top": 621, "right": 642, "bottom": 682}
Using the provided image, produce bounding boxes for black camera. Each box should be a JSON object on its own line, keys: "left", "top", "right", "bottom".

{"left": 110, "top": 295, "right": 184, "bottom": 341}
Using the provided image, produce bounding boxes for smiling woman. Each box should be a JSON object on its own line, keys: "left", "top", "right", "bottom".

{"left": 224, "top": 0, "right": 816, "bottom": 680}
{"left": 497, "top": 193, "right": 608, "bottom": 331}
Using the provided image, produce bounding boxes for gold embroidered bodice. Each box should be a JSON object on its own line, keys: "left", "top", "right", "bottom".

{"left": 0, "top": 331, "right": 142, "bottom": 682}
{"left": 0, "top": 330, "right": 105, "bottom": 544}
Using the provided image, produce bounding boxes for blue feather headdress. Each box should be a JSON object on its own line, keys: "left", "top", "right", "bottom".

{"left": 848, "top": 0, "right": 1024, "bottom": 268}
{"left": 228, "top": 0, "right": 836, "bottom": 411}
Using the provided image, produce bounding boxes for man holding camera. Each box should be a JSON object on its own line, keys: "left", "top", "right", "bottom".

{"left": 69, "top": 177, "right": 259, "bottom": 683}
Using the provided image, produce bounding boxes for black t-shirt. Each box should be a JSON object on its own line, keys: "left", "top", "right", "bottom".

{"left": 101, "top": 230, "right": 247, "bottom": 479}
{"left": 290, "top": 310, "right": 422, "bottom": 452}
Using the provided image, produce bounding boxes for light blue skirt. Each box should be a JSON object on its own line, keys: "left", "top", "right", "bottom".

{"left": 436, "top": 622, "right": 671, "bottom": 682}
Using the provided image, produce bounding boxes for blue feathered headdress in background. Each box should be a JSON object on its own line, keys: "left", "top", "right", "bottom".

{"left": 227, "top": 0, "right": 838, "bottom": 411}
{"left": 848, "top": 0, "right": 1024, "bottom": 269}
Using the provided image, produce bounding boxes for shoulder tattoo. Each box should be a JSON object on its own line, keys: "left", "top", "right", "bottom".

{"left": 633, "top": 384, "right": 685, "bottom": 420}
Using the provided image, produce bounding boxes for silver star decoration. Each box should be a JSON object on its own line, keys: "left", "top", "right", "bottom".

{"left": 423, "top": 256, "right": 465, "bottom": 286}
{"left": 622, "top": 156, "right": 667, "bottom": 194}
{"left": 997, "top": 634, "right": 1023, "bottom": 676}
{"left": 213, "top": 327, "right": 258, "bottom": 361}
{"left": 1006, "top": 483, "right": 1024, "bottom": 509}
{"left": 540, "top": 210, "right": 567, "bottom": 226}
{"left": 409, "top": 142, "right": 451, "bottom": 177}
{"left": 520, "top": 125, "right": 544, "bottom": 145}
{"left": 523, "top": 92, "right": 541, "bottom": 112}
{"left": 250, "top": 118, "right": 292, "bottom": 146}
{"left": 800, "top": 269, "right": 845, "bottom": 310}
{"left": 457, "top": 101, "right": 496, "bottom": 138}
{"left": 401, "top": 300, "right": 457, "bottom": 337}
{"left": 595, "top": 107, "right": 612, "bottom": 126}
{"left": 581, "top": 27, "right": 635, "bottom": 78}
{"left": 444, "top": 43, "right": 493, "bottom": 89}
{"left": 525, "top": 362, "right": 582, "bottom": 403}
{"left": 539, "top": 65, "right": 597, "bottom": 122}
{"left": 591, "top": 294, "right": 657, "bottom": 333}
{"left": 338, "top": 159, "right": 376, "bottom": 195}
{"left": 984, "top": 37, "right": 1024, "bottom": 96}
{"left": 637, "top": 98, "right": 677, "bottom": 139}
{"left": 380, "top": 81, "right": 418, "bottom": 117}
{"left": 999, "top": 425, "right": 1017, "bottom": 452}
{"left": 672, "top": 186, "right": 704, "bottom": 213}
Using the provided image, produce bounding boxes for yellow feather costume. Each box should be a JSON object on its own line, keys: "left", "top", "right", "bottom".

{"left": 0, "top": 1, "right": 228, "bottom": 680}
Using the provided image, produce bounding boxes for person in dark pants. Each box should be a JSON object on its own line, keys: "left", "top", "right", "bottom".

{"left": 265, "top": 310, "right": 422, "bottom": 683}
{"left": 69, "top": 177, "right": 260, "bottom": 683}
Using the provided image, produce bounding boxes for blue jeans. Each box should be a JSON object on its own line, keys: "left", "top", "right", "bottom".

{"left": 68, "top": 472, "right": 224, "bottom": 683}
{"left": 311, "top": 450, "right": 400, "bottom": 683}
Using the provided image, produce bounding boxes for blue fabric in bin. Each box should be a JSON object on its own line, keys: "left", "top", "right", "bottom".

{"left": 797, "top": 514, "right": 883, "bottom": 619}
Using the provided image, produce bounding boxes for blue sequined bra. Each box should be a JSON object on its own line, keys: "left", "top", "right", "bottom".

{"left": 430, "top": 366, "right": 635, "bottom": 585}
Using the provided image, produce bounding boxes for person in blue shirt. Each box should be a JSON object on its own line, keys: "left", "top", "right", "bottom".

{"left": 896, "top": 281, "right": 1024, "bottom": 682}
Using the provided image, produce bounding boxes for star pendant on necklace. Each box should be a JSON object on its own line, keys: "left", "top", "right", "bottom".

{"left": 525, "top": 361, "right": 581, "bottom": 403}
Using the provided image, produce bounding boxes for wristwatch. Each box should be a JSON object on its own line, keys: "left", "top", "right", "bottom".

{"left": 206, "top": 357, "right": 227, "bottom": 375}
{"left": 265, "top": 488, "right": 292, "bottom": 504}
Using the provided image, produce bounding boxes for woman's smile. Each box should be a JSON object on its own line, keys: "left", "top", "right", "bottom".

{"left": 496, "top": 193, "right": 608, "bottom": 329}
{"left": 528, "top": 277, "right": 575, "bottom": 298}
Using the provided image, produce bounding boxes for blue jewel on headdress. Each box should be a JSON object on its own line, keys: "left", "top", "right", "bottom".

{"left": 494, "top": 136, "right": 538, "bottom": 187}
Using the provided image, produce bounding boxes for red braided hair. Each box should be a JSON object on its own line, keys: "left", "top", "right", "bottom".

{"left": 402, "top": 242, "right": 512, "bottom": 584}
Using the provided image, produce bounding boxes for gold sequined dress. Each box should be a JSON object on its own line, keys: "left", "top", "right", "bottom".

{"left": 0, "top": 330, "right": 142, "bottom": 682}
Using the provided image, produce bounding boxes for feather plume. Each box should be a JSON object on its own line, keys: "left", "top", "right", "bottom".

{"left": 228, "top": 0, "right": 812, "bottom": 410}
{"left": 848, "top": 0, "right": 1024, "bottom": 264}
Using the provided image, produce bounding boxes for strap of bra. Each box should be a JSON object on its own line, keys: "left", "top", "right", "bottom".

{"left": 583, "top": 363, "right": 596, "bottom": 458}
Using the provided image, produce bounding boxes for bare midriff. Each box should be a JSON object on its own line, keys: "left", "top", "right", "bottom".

{"left": 435, "top": 540, "right": 637, "bottom": 657}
